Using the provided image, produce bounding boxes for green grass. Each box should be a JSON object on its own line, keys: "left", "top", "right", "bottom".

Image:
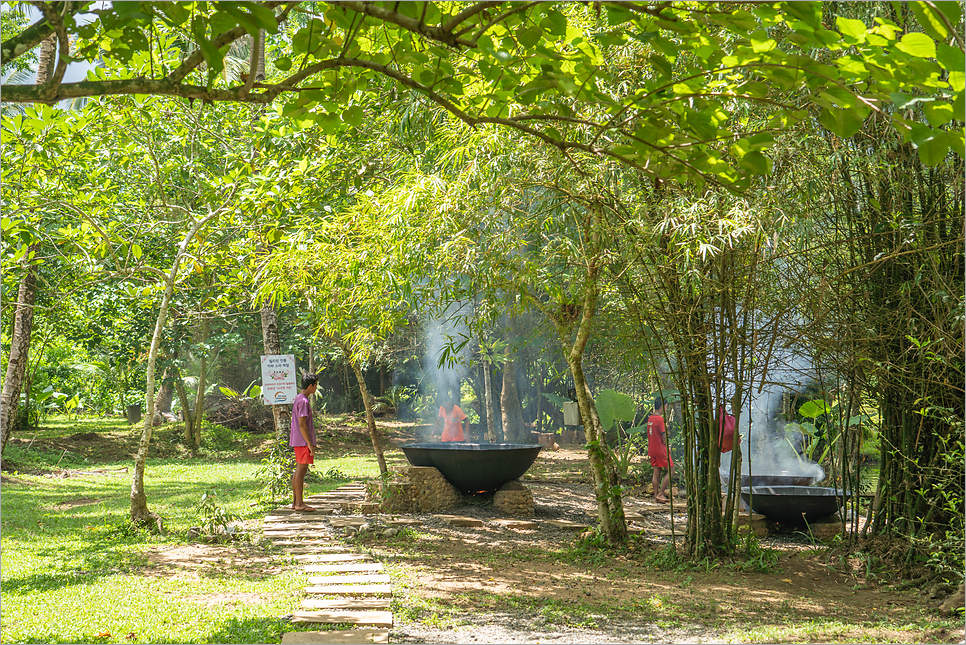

{"left": 1, "top": 415, "right": 385, "bottom": 644}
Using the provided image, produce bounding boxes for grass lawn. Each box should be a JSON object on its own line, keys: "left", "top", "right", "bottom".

{"left": 1, "top": 415, "right": 382, "bottom": 644}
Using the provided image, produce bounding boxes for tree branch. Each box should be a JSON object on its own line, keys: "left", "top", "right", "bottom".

{"left": 0, "top": 1, "right": 87, "bottom": 67}
{"left": 331, "top": 1, "right": 476, "bottom": 48}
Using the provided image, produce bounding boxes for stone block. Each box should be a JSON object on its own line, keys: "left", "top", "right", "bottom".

{"left": 436, "top": 515, "right": 483, "bottom": 527}
{"left": 493, "top": 480, "right": 535, "bottom": 517}
{"left": 281, "top": 630, "right": 388, "bottom": 644}
{"left": 737, "top": 512, "right": 771, "bottom": 538}
{"left": 806, "top": 514, "right": 844, "bottom": 540}
{"left": 492, "top": 518, "right": 539, "bottom": 530}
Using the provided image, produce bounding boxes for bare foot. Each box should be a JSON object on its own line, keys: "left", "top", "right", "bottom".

{"left": 292, "top": 504, "right": 316, "bottom": 512}
{"left": 654, "top": 496, "right": 669, "bottom": 504}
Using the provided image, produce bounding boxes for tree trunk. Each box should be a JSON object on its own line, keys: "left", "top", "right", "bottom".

{"left": 0, "top": 39, "right": 54, "bottom": 457}
{"left": 173, "top": 375, "right": 193, "bottom": 440}
{"left": 130, "top": 212, "right": 220, "bottom": 528}
{"left": 37, "top": 35, "right": 56, "bottom": 85}
{"left": 501, "top": 357, "right": 525, "bottom": 442}
{"left": 0, "top": 247, "right": 38, "bottom": 457}
{"left": 557, "top": 278, "right": 627, "bottom": 545}
{"left": 347, "top": 353, "right": 388, "bottom": 476}
{"left": 155, "top": 367, "right": 175, "bottom": 414}
{"left": 260, "top": 303, "right": 291, "bottom": 441}
{"left": 191, "top": 315, "right": 210, "bottom": 449}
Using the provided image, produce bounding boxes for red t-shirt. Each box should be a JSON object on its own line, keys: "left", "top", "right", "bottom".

{"left": 647, "top": 413, "right": 668, "bottom": 462}
{"left": 439, "top": 405, "right": 466, "bottom": 442}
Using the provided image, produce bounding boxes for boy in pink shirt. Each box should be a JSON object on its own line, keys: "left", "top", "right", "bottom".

{"left": 289, "top": 372, "right": 318, "bottom": 511}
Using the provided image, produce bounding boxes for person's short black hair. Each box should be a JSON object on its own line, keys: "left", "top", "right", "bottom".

{"left": 653, "top": 396, "right": 664, "bottom": 410}
{"left": 302, "top": 372, "right": 318, "bottom": 389}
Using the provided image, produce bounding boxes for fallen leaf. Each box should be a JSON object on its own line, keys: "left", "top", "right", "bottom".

{"left": 781, "top": 578, "right": 793, "bottom": 583}
{"left": 125, "top": 633, "right": 137, "bottom": 640}
{"left": 94, "top": 632, "right": 111, "bottom": 638}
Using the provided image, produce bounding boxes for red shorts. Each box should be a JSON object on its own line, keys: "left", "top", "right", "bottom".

{"left": 650, "top": 454, "right": 673, "bottom": 469}
{"left": 294, "top": 446, "right": 314, "bottom": 464}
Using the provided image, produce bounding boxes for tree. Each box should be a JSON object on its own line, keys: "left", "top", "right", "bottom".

{"left": 4, "top": 2, "right": 959, "bottom": 188}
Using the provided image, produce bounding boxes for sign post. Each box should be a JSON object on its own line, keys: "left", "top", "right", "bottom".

{"left": 260, "top": 354, "right": 297, "bottom": 405}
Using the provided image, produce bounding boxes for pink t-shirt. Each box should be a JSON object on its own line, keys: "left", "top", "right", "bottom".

{"left": 289, "top": 392, "right": 315, "bottom": 447}
{"left": 439, "top": 405, "right": 466, "bottom": 442}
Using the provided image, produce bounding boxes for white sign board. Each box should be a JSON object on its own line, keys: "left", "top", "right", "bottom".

{"left": 261, "top": 354, "right": 297, "bottom": 405}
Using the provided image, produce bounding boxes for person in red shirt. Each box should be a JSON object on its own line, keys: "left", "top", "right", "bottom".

{"left": 435, "top": 400, "right": 467, "bottom": 442}
{"left": 648, "top": 397, "right": 673, "bottom": 503}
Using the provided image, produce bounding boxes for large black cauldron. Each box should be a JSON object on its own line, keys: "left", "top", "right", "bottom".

{"left": 740, "top": 486, "right": 848, "bottom": 525}
{"left": 400, "top": 442, "right": 542, "bottom": 493}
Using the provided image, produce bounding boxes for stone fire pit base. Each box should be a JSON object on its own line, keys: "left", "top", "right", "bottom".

{"left": 370, "top": 467, "right": 536, "bottom": 517}
{"left": 493, "top": 481, "right": 534, "bottom": 517}
{"left": 375, "top": 466, "right": 461, "bottom": 513}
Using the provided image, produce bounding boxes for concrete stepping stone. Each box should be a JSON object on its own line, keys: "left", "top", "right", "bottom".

{"left": 266, "top": 512, "right": 336, "bottom": 522}
{"left": 545, "top": 519, "right": 589, "bottom": 531}
{"left": 291, "top": 610, "right": 392, "bottom": 627}
{"left": 270, "top": 539, "right": 341, "bottom": 547}
{"left": 385, "top": 518, "right": 423, "bottom": 527}
{"left": 281, "top": 629, "right": 388, "bottom": 644}
{"left": 304, "top": 584, "right": 392, "bottom": 595}
{"left": 492, "top": 519, "right": 538, "bottom": 530}
{"left": 269, "top": 508, "right": 338, "bottom": 516}
{"left": 302, "top": 598, "right": 390, "bottom": 610}
{"left": 306, "top": 574, "right": 391, "bottom": 585}
{"left": 328, "top": 517, "right": 368, "bottom": 528}
{"left": 302, "top": 562, "right": 384, "bottom": 573}
{"left": 283, "top": 546, "right": 354, "bottom": 554}
{"left": 265, "top": 531, "right": 333, "bottom": 538}
{"left": 264, "top": 522, "right": 332, "bottom": 530}
{"left": 295, "top": 553, "right": 370, "bottom": 562}
{"left": 436, "top": 515, "right": 484, "bottom": 527}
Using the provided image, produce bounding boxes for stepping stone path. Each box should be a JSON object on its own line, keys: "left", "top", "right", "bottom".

{"left": 264, "top": 483, "right": 392, "bottom": 644}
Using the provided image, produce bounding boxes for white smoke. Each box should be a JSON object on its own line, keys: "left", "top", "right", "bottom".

{"left": 423, "top": 305, "right": 471, "bottom": 409}
{"left": 720, "top": 344, "right": 825, "bottom": 482}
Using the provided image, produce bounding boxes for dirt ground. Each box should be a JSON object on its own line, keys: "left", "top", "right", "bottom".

{"left": 351, "top": 442, "right": 962, "bottom": 643}
{"left": 8, "top": 419, "right": 963, "bottom": 643}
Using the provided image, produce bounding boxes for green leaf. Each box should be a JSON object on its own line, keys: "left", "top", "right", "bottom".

{"left": 910, "top": 123, "right": 950, "bottom": 166}
{"left": 541, "top": 392, "right": 570, "bottom": 411}
{"left": 738, "top": 150, "right": 771, "bottom": 175}
{"left": 595, "top": 389, "right": 635, "bottom": 433}
{"left": 517, "top": 26, "right": 542, "bottom": 49}
{"left": 836, "top": 16, "right": 867, "bottom": 41}
{"left": 798, "top": 399, "right": 829, "bottom": 418}
{"left": 933, "top": 1, "right": 963, "bottom": 26}
{"left": 949, "top": 130, "right": 965, "bottom": 158}
{"left": 895, "top": 32, "right": 937, "bottom": 58}
{"left": 274, "top": 56, "right": 292, "bottom": 72}
{"left": 156, "top": 3, "right": 189, "bottom": 25}
{"left": 937, "top": 43, "right": 966, "bottom": 72}
{"left": 342, "top": 105, "right": 364, "bottom": 127}
{"left": 922, "top": 101, "right": 954, "bottom": 127}
{"left": 650, "top": 54, "right": 673, "bottom": 80}
{"left": 131, "top": 244, "right": 142, "bottom": 260}
{"left": 949, "top": 71, "right": 965, "bottom": 92}
{"left": 819, "top": 106, "right": 865, "bottom": 138}
{"left": 910, "top": 1, "right": 949, "bottom": 40}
